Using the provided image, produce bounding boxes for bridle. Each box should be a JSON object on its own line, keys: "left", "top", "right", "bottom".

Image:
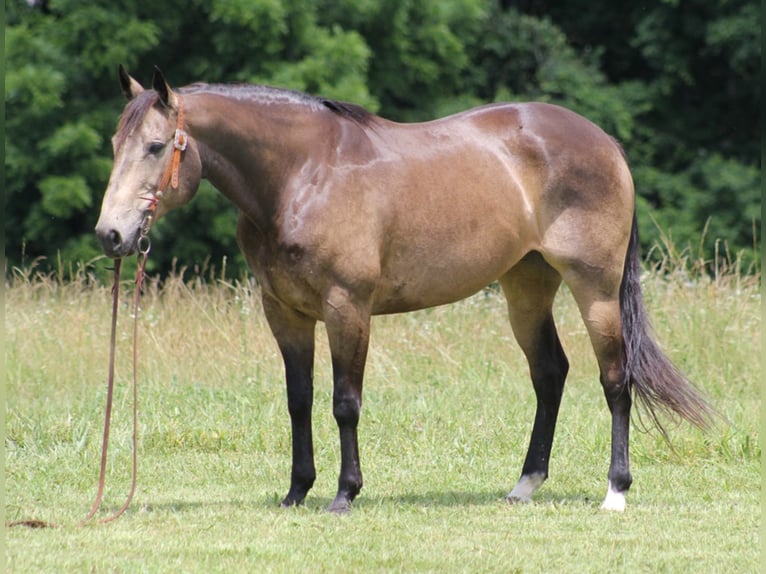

{"left": 7, "top": 97, "right": 188, "bottom": 529}
{"left": 142, "top": 95, "right": 188, "bottom": 239}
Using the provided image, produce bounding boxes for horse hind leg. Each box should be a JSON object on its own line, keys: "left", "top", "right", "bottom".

{"left": 568, "top": 213, "right": 714, "bottom": 510}
{"left": 562, "top": 265, "right": 632, "bottom": 511}
{"left": 499, "top": 252, "right": 569, "bottom": 504}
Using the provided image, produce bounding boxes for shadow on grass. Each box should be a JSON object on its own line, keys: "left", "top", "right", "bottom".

{"left": 356, "top": 489, "right": 599, "bottom": 509}
{"left": 137, "top": 498, "right": 258, "bottom": 515}
{"left": 136, "top": 488, "right": 600, "bottom": 516}
{"left": 357, "top": 490, "right": 508, "bottom": 508}
{"left": 279, "top": 488, "right": 601, "bottom": 512}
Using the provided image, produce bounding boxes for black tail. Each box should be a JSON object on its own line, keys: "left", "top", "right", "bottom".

{"left": 620, "top": 212, "right": 715, "bottom": 434}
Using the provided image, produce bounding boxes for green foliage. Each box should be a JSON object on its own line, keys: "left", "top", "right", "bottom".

{"left": 38, "top": 175, "right": 92, "bottom": 218}
{"left": 4, "top": 0, "right": 760, "bottom": 279}
{"left": 318, "top": 0, "right": 475, "bottom": 120}
{"left": 262, "top": 25, "right": 375, "bottom": 107}
{"left": 464, "top": 6, "right": 637, "bottom": 142}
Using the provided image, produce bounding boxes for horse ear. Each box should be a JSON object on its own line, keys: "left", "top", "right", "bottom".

{"left": 118, "top": 64, "right": 144, "bottom": 100}
{"left": 152, "top": 66, "right": 179, "bottom": 110}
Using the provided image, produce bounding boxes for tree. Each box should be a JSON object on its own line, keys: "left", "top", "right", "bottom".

{"left": 512, "top": 0, "right": 760, "bottom": 266}
{"left": 6, "top": 1, "right": 160, "bottom": 276}
{"left": 5, "top": 0, "right": 760, "bottom": 279}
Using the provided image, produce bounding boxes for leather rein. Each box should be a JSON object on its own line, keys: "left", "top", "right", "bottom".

{"left": 8, "top": 98, "right": 187, "bottom": 529}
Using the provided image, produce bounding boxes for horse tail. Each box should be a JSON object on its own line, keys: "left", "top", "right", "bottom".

{"left": 620, "top": 211, "right": 715, "bottom": 435}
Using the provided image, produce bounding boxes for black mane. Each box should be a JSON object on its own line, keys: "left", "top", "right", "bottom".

{"left": 319, "top": 98, "right": 375, "bottom": 125}
{"left": 179, "top": 82, "right": 375, "bottom": 125}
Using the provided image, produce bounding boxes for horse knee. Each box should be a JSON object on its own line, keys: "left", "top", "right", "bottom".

{"left": 333, "top": 392, "right": 361, "bottom": 427}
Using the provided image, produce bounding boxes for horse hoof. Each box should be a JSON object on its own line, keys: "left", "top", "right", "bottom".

{"left": 280, "top": 496, "right": 305, "bottom": 508}
{"left": 327, "top": 497, "right": 352, "bottom": 514}
{"left": 599, "top": 486, "right": 627, "bottom": 511}
{"left": 505, "top": 493, "right": 533, "bottom": 505}
{"left": 505, "top": 473, "right": 545, "bottom": 505}
{"left": 600, "top": 499, "right": 626, "bottom": 511}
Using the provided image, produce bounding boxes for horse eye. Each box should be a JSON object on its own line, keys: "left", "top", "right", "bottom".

{"left": 147, "top": 141, "right": 166, "bottom": 156}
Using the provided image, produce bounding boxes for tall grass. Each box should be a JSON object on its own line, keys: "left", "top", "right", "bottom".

{"left": 5, "top": 247, "right": 761, "bottom": 573}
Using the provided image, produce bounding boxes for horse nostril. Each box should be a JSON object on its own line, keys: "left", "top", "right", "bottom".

{"left": 107, "top": 229, "right": 122, "bottom": 249}
{"left": 96, "top": 226, "right": 123, "bottom": 255}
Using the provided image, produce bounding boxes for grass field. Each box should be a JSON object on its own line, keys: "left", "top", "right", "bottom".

{"left": 5, "top": 253, "right": 761, "bottom": 573}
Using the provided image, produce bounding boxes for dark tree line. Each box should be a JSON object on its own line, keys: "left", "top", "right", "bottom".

{"left": 5, "top": 0, "right": 760, "bottom": 280}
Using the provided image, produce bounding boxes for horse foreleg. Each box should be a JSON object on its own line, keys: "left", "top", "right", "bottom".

{"left": 322, "top": 287, "right": 371, "bottom": 514}
{"left": 262, "top": 296, "right": 318, "bottom": 507}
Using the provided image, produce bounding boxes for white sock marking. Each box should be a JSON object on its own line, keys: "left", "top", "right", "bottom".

{"left": 600, "top": 480, "right": 627, "bottom": 511}
{"left": 506, "top": 473, "right": 546, "bottom": 503}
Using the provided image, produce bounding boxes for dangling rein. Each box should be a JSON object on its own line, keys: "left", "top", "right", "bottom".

{"left": 7, "top": 98, "right": 187, "bottom": 529}
{"left": 7, "top": 252, "right": 147, "bottom": 529}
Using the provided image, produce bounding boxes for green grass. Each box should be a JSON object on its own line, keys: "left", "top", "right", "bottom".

{"left": 5, "top": 256, "right": 761, "bottom": 573}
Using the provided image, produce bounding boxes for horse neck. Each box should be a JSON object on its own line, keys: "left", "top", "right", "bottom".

{"left": 184, "top": 92, "right": 334, "bottom": 233}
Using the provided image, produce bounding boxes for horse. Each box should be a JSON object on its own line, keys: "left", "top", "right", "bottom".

{"left": 95, "top": 66, "right": 712, "bottom": 513}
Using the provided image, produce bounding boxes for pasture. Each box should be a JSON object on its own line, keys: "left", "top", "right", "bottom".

{"left": 5, "top": 254, "right": 761, "bottom": 573}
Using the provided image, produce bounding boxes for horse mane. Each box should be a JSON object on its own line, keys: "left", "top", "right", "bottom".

{"left": 319, "top": 99, "right": 375, "bottom": 125}
{"left": 113, "top": 83, "right": 375, "bottom": 148}
{"left": 179, "top": 83, "right": 376, "bottom": 126}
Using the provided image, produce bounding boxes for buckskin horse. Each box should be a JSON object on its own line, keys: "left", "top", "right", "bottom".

{"left": 95, "top": 66, "right": 711, "bottom": 513}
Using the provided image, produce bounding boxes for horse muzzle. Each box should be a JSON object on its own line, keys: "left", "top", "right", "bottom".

{"left": 95, "top": 220, "right": 143, "bottom": 258}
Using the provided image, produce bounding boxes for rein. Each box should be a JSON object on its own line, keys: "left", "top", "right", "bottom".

{"left": 7, "top": 99, "right": 186, "bottom": 530}
{"left": 7, "top": 249, "right": 148, "bottom": 529}
{"left": 78, "top": 242, "right": 149, "bottom": 527}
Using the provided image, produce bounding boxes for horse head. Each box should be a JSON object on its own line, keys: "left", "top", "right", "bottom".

{"left": 95, "top": 66, "right": 201, "bottom": 258}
